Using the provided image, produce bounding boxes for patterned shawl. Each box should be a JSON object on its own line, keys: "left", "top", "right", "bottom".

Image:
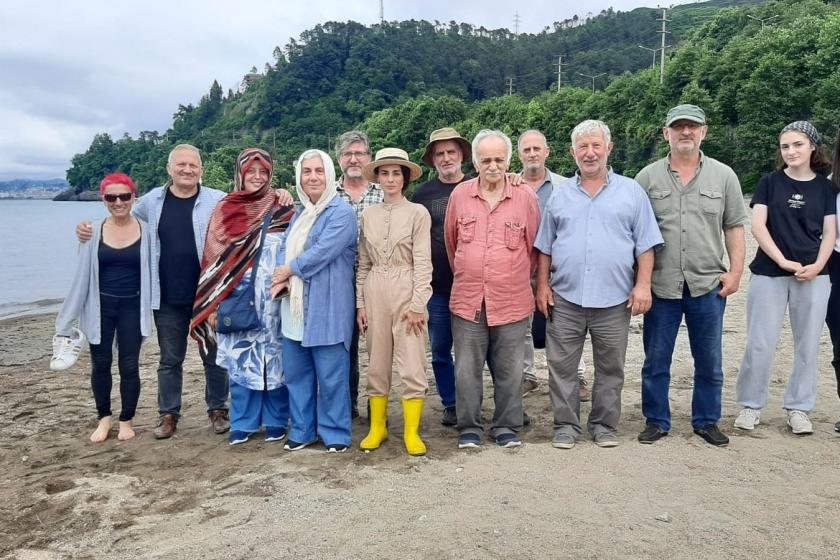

{"left": 190, "top": 148, "right": 294, "bottom": 353}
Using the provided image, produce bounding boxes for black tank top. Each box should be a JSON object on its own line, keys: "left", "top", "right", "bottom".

{"left": 98, "top": 237, "right": 141, "bottom": 297}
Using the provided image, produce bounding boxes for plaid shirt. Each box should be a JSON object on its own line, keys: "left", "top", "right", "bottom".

{"left": 336, "top": 178, "right": 383, "bottom": 229}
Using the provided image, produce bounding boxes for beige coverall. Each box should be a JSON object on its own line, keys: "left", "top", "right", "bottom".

{"left": 356, "top": 200, "right": 433, "bottom": 398}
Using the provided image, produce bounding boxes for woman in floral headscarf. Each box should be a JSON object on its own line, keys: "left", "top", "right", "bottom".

{"left": 191, "top": 148, "right": 295, "bottom": 445}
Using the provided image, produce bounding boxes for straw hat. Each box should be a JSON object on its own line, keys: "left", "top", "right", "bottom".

{"left": 420, "top": 127, "right": 472, "bottom": 167}
{"left": 362, "top": 148, "right": 423, "bottom": 183}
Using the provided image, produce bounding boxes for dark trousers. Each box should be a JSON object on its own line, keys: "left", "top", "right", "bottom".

{"left": 89, "top": 294, "right": 143, "bottom": 421}
{"left": 826, "top": 252, "right": 840, "bottom": 400}
{"left": 154, "top": 303, "right": 228, "bottom": 416}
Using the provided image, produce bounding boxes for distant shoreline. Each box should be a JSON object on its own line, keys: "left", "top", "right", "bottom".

{"left": 0, "top": 299, "right": 62, "bottom": 321}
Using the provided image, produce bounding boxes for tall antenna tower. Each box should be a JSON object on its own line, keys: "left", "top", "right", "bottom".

{"left": 513, "top": 11, "right": 521, "bottom": 36}
{"left": 379, "top": 0, "right": 384, "bottom": 25}
{"left": 556, "top": 54, "right": 567, "bottom": 91}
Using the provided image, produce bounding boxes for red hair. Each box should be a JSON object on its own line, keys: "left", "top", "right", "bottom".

{"left": 99, "top": 172, "right": 137, "bottom": 194}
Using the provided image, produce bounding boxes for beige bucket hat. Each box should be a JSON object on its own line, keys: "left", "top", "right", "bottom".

{"left": 420, "top": 127, "right": 472, "bottom": 167}
{"left": 362, "top": 148, "right": 423, "bottom": 183}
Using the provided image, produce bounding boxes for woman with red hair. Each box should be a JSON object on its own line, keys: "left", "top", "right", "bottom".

{"left": 190, "top": 148, "right": 295, "bottom": 445}
{"left": 53, "top": 172, "right": 153, "bottom": 443}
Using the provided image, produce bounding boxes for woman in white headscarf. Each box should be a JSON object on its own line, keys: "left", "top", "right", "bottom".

{"left": 272, "top": 149, "right": 358, "bottom": 453}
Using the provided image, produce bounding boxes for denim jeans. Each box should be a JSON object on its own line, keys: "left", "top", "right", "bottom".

{"left": 427, "top": 293, "right": 456, "bottom": 408}
{"left": 641, "top": 286, "right": 725, "bottom": 431}
{"left": 154, "top": 303, "right": 229, "bottom": 416}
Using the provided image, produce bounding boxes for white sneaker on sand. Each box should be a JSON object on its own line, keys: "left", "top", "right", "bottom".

{"left": 787, "top": 410, "right": 813, "bottom": 435}
{"left": 733, "top": 408, "right": 761, "bottom": 431}
{"left": 50, "top": 328, "right": 86, "bottom": 371}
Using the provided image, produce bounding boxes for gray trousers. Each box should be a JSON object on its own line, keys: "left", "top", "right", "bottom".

{"left": 524, "top": 329, "right": 586, "bottom": 382}
{"left": 546, "top": 295, "right": 630, "bottom": 437}
{"left": 453, "top": 307, "right": 528, "bottom": 438}
{"left": 737, "top": 274, "right": 830, "bottom": 412}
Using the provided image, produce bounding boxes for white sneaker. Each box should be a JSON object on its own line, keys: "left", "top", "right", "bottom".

{"left": 50, "top": 328, "right": 86, "bottom": 371}
{"left": 733, "top": 408, "right": 761, "bottom": 431}
{"left": 787, "top": 410, "right": 813, "bottom": 435}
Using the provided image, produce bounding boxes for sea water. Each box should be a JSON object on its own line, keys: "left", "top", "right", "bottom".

{"left": 0, "top": 199, "right": 107, "bottom": 318}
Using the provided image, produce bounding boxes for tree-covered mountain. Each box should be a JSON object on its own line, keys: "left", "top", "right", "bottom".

{"left": 69, "top": 0, "right": 838, "bottom": 193}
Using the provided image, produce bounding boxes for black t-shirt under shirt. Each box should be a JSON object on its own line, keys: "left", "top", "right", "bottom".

{"left": 158, "top": 188, "right": 200, "bottom": 305}
{"left": 749, "top": 170, "right": 836, "bottom": 277}
{"left": 98, "top": 237, "right": 141, "bottom": 297}
{"left": 412, "top": 175, "right": 474, "bottom": 296}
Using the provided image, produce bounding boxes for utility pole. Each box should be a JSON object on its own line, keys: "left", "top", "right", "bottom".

{"left": 656, "top": 7, "right": 671, "bottom": 84}
{"left": 506, "top": 77, "right": 515, "bottom": 96}
{"left": 638, "top": 45, "right": 657, "bottom": 69}
{"left": 556, "top": 54, "right": 568, "bottom": 91}
{"left": 747, "top": 14, "right": 779, "bottom": 29}
{"left": 578, "top": 72, "right": 606, "bottom": 93}
{"left": 513, "top": 12, "right": 521, "bottom": 36}
{"left": 379, "top": 0, "right": 384, "bottom": 25}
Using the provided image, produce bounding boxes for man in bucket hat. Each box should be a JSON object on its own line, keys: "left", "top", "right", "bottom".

{"left": 411, "top": 127, "right": 473, "bottom": 426}
{"left": 634, "top": 104, "right": 747, "bottom": 446}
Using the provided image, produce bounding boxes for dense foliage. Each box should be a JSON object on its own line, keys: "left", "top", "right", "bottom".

{"left": 67, "top": 0, "right": 838, "bottom": 193}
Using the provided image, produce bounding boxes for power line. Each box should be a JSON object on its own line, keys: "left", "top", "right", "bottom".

{"left": 513, "top": 11, "right": 521, "bottom": 36}
{"left": 505, "top": 77, "right": 515, "bottom": 96}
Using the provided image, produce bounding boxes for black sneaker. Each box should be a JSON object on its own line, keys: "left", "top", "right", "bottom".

{"left": 693, "top": 424, "right": 729, "bottom": 447}
{"left": 284, "top": 439, "right": 315, "bottom": 451}
{"left": 523, "top": 410, "right": 531, "bottom": 426}
{"left": 835, "top": 419, "right": 840, "bottom": 433}
{"left": 441, "top": 406, "right": 457, "bottom": 426}
{"left": 326, "top": 444, "right": 348, "bottom": 453}
{"left": 457, "top": 432, "right": 482, "bottom": 449}
{"left": 495, "top": 433, "right": 522, "bottom": 448}
{"left": 638, "top": 424, "right": 668, "bottom": 444}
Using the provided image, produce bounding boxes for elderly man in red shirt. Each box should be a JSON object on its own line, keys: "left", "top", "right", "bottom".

{"left": 444, "top": 129, "right": 541, "bottom": 449}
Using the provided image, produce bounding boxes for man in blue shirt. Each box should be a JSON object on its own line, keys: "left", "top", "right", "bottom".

{"left": 535, "top": 120, "right": 663, "bottom": 449}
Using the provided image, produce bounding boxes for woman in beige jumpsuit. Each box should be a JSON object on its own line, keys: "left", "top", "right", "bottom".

{"left": 357, "top": 148, "right": 433, "bottom": 455}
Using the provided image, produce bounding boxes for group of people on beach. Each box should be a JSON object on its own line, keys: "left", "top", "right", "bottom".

{"left": 53, "top": 103, "right": 840, "bottom": 453}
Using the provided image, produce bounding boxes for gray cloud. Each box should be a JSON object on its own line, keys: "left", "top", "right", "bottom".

{"left": 0, "top": 0, "right": 691, "bottom": 180}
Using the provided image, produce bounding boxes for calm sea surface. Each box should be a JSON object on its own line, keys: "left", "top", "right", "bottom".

{"left": 0, "top": 200, "right": 107, "bottom": 318}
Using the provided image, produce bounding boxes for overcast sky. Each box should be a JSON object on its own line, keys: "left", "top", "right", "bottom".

{"left": 0, "top": 0, "right": 694, "bottom": 180}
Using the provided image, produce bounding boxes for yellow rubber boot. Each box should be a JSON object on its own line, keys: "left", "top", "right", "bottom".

{"left": 402, "top": 398, "right": 427, "bottom": 456}
{"left": 360, "top": 395, "right": 389, "bottom": 451}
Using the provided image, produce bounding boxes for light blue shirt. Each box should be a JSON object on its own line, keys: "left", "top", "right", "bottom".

{"left": 278, "top": 197, "right": 358, "bottom": 351}
{"left": 132, "top": 184, "right": 226, "bottom": 310}
{"left": 535, "top": 170, "right": 663, "bottom": 308}
{"left": 533, "top": 169, "right": 565, "bottom": 212}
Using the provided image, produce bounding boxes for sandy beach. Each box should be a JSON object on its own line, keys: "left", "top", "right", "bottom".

{"left": 3, "top": 235, "right": 840, "bottom": 559}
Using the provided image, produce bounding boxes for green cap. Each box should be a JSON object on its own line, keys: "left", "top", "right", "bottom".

{"left": 665, "top": 104, "right": 706, "bottom": 127}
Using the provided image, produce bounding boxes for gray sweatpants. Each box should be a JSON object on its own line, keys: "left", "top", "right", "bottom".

{"left": 546, "top": 296, "right": 630, "bottom": 437}
{"left": 453, "top": 307, "right": 528, "bottom": 438}
{"left": 736, "top": 274, "right": 830, "bottom": 412}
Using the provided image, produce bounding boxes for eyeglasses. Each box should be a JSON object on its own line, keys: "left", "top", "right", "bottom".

{"left": 340, "top": 150, "right": 370, "bottom": 160}
{"left": 103, "top": 193, "right": 133, "bottom": 202}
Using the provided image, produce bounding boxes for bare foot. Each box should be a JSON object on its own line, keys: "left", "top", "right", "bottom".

{"left": 90, "top": 416, "right": 112, "bottom": 443}
{"left": 117, "top": 421, "right": 136, "bottom": 441}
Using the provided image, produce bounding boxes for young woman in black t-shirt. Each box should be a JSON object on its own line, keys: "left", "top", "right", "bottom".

{"left": 735, "top": 121, "right": 837, "bottom": 436}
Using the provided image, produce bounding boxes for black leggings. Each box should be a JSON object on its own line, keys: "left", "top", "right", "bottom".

{"left": 89, "top": 294, "right": 143, "bottom": 421}
{"left": 825, "top": 251, "right": 840, "bottom": 400}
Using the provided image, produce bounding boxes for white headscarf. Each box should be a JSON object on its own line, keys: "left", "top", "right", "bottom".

{"left": 284, "top": 149, "right": 339, "bottom": 330}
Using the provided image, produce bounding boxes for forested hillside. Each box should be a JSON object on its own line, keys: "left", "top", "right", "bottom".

{"left": 67, "top": 0, "right": 839, "bottom": 192}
